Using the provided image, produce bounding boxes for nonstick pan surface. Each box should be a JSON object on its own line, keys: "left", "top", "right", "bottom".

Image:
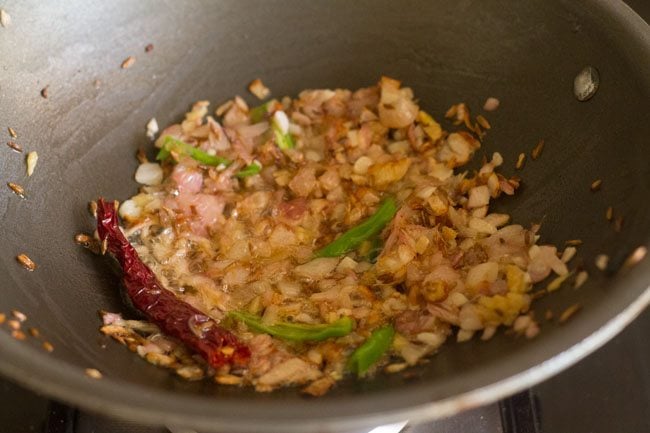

{"left": 0, "top": 1, "right": 648, "bottom": 432}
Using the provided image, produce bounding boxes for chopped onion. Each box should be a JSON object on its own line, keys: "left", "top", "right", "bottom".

{"left": 466, "top": 261, "right": 499, "bottom": 290}
{"left": 119, "top": 199, "right": 141, "bottom": 220}
{"left": 469, "top": 217, "right": 497, "bottom": 235}
{"left": 513, "top": 315, "right": 531, "bottom": 332}
{"left": 353, "top": 156, "right": 373, "bottom": 175}
{"left": 235, "top": 121, "right": 269, "bottom": 138}
{"left": 481, "top": 326, "right": 497, "bottom": 341}
{"left": 429, "top": 162, "right": 453, "bottom": 181}
{"left": 574, "top": 270, "right": 589, "bottom": 288}
{"left": 102, "top": 312, "right": 124, "bottom": 325}
{"left": 294, "top": 258, "right": 339, "bottom": 280}
{"left": 248, "top": 78, "right": 271, "bottom": 100}
{"left": 378, "top": 77, "right": 418, "bottom": 128}
{"left": 416, "top": 332, "right": 446, "bottom": 348}
{"left": 336, "top": 257, "right": 358, "bottom": 272}
{"left": 276, "top": 280, "right": 302, "bottom": 297}
{"left": 561, "top": 246, "right": 577, "bottom": 263}
{"left": 483, "top": 97, "right": 500, "bottom": 111}
{"left": 257, "top": 358, "right": 320, "bottom": 387}
{"left": 595, "top": 254, "right": 609, "bottom": 271}
{"left": 26, "top": 151, "right": 38, "bottom": 177}
{"left": 484, "top": 213, "right": 510, "bottom": 228}
{"left": 468, "top": 185, "right": 490, "bottom": 208}
{"left": 458, "top": 304, "right": 483, "bottom": 331}
{"left": 135, "top": 162, "right": 163, "bottom": 186}
{"left": 447, "top": 292, "right": 468, "bottom": 307}
{"left": 456, "top": 329, "right": 475, "bottom": 342}
{"left": 146, "top": 118, "right": 159, "bottom": 140}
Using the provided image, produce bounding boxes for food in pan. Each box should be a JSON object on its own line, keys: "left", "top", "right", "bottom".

{"left": 91, "top": 77, "right": 575, "bottom": 395}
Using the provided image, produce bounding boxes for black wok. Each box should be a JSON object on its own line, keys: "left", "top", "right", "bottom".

{"left": 0, "top": 1, "right": 648, "bottom": 432}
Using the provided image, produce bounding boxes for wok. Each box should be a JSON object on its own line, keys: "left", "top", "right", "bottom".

{"left": 0, "top": 1, "right": 648, "bottom": 432}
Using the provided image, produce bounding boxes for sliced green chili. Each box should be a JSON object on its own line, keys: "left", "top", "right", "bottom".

{"left": 235, "top": 162, "right": 262, "bottom": 178}
{"left": 348, "top": 325, "right": 395, "bottom": 376}
{"left": 316, "top": 197, "right": 397, "bottom": 257}
{"left": 156, "top": 136, "right": 231, "bottom": 167}
{"left": 250, "top": 103, "right": 295, "bottom": 149}
{"left": 229, "top": 311, "right": 354, "bottom": 342}
{"left": 249, "top": 100, "right": 273, "bottom": 123}
{"left": 272, "top": 125, "right": 295, "bottom": 150}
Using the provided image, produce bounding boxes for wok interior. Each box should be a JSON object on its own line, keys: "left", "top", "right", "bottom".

{"left": 0, "top": 0, "right": 648, "bottom": 428}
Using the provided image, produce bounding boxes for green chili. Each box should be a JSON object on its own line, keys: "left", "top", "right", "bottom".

{"left": 348, "top": 325, "right": 395, "bottom": 376}
{"left": 272, "top": 124, "right": 295, "bottom": 150}
{"left": 249, "top": 100, "right": 273, "bottom": 123}
{"left": 156, "top": 136, "right": 231, "bottom": 167}
{"left": 229, "top": 311, "right": 354, "bottom": 342}
{"left": 316, "top": 198, "right": 397, "bottom": 257}
{"left": 250, "top": 102, "right": 295, "bottom": 149}
{"left": 235, "top": 162, "right": 262, "bottom": 178}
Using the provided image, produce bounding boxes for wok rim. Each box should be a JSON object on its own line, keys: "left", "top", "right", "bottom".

{"left": 0, "top": 0, "right": 649, "bottom": 431}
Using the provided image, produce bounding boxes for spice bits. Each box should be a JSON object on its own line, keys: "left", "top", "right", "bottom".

{"left": 7, "top": 182, "right": 26, "bottom": 198}
{"left": 531, "top": 139, "right": 544, "bottom": 160}
{"left": 6, "top": 141, "right": 22, "bottom": 153}
{"left": 16, "top": 253, "right": 37, "bottom": 271}
{"left": 121, "top": 56, "right": 136, "bottom": 69}
{"left": 0, "top": 307, "right": 54, "bottom": 352}
{"left": 85, "top": 368, "right": 103, "bottom": 379}
{"left": 0, "top": 9, "right": 11, "bottom": 28}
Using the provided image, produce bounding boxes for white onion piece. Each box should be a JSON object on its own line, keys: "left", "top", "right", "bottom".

{"left": 135, "top": 162, "right": 163, "bottom": 185}
{"left": 379, "top": 97, "right": 418, "bottom": 129}
{"left": 353, "top": 156, "right": 373, "bottom": 175}
{"left": 448, "top": 292, "right": 468, "bottom": 307}
{"left": 466, "top": 261, "right": 499, "bottom": 290}
{"left": 484, "top": 213, "right": 510, "bottom": 228}
{"left": 458, "top": 304, "right": 484, "bottom": 331}
{"left": 561, "top": 246, "right": 577, "bottom": 263}
{"left": 276, "top": 280, "right": 302, "bottom": 297}
{"left": 483, "top": 97, "right": 500, "bottom": 111}
{"left": 396, "top": 339, "right": 432, "bottom": 365}
{"left": 467, "top": 185, "right": 490, "bottom": 208}
{"left": 146, "top": 118, "right": 159, "bottom": 140}
{"left": 119, "top": 199, "right": 141, "bottom": 220}
{"left": 456, "top": 329, "right": 475, "bottom": 342}
{"left": 294, "top": 258, "right": 339, "bottom": 280}
{"left": 447, "top": 133, "right": 472, "bottom": 160}
{"left": 235, "top": 121, "right": 269, "bottom": 138}
{"left": 102, "top": 312, "right": 124, "bottom": 325}
{"left": 336, "top": 257, "right": 358, "bottom": 272}
{"left": 273, "top": 110, "right": 290, "bottom": 134}
{"left": 378, "top": 77, "right": 418, "bottom": 128}
{"left": 257, "top": 358, "right": 320, "bottom": 387}
{"left": 429, "top": 162, "right": 453, "bottom": 181}
{"left": 469, "top": 217, "right": 497, "bottom": 235}
{"left": 491, "top": 152, "right": 504, "bottom": 166}
{"left": 416, "top": 332, "right": 446, "bottom": 349}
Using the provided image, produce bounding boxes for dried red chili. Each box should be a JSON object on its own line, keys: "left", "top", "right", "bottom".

{"left": 96, "top": 198, "right": 250, "bottom": 368}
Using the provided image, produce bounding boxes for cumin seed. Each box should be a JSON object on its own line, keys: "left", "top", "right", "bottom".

{"left": 7, "top": 182, "right": 26, "bottom": 198}
{"left": 531, "top": 139, "right": 544, "bottom": 160}
{"left": 16, "top": 253, "right": 36, "bottom": 271}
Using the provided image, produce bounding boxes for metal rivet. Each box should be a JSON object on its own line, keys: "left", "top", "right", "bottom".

{"left": 574, "top": 66, "right": 600, "bottom": 101}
